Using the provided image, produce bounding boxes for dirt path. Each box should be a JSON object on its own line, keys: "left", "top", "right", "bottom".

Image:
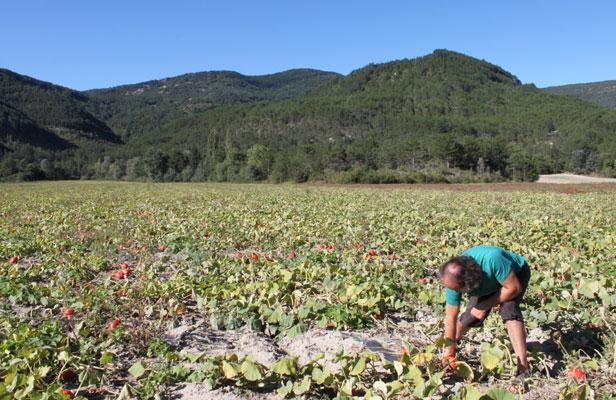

{"left": 537, "top": 173, "right": 616, "bottom": 184}
{"left": 307, "top": 181, "right": 616, "bottom": 194}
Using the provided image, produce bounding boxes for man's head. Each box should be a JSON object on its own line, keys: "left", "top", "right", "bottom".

{"left": 439, "top": 256, "right": 482, "bottom": 292}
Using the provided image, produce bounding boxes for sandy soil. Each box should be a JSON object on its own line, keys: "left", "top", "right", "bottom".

{"left": 171, "top": 385, "right": 287, "bottom": 400}
{"left": 537, "top": 173, "right": 616, "bottom": 184}
{"left": 163, "top": 313, "right": 569, "bottom": 399}
{"left": 308, "top": 181, "right": 616, "bottom": 194}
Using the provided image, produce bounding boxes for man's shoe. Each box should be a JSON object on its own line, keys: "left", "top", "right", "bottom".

{"left": 514, "top": 369, "right": 531, "bottom": 381}
{"left": 509, "top": 369, "right": 531, "bottom": 393}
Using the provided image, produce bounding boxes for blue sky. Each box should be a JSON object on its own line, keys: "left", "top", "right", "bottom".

{"left": 1, "top": 0, "right": 615, "bottom": 90}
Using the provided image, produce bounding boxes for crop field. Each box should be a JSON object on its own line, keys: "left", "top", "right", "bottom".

{"left": 1, "top": 181, "right": 615, "bottom": 400}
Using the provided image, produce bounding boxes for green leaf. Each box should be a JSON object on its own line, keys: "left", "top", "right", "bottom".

{"left": 240, "top": 359, "right": 262, "bottom": 381}
{"left": 578, "top": 280, "right": 601, "bottom": 299}
{"left": 312, "top": 366, "right": 333, "bottom": 384}
{"left": 481, "top": 345, "right": 504, "bottom": 371}
{"left": 349, "top": 356, "right": 366, "bottom": 376}
{"left": 128, "top": 361, "right": 146, "bottom": 379}
{"left": 413, "top": 352, "right": 433, "bottom": 364}
{"left": 402, "top": 364, "right": 424, "bottom": 386}
{"left": 267, "top": 305, "right": 284, "bottom": 324}
{"left": 340, "top": 378, "right": 355, "bottom": 396}
{"left": 185, "top": 352, "right": 202, "bottom": 363}
{"left": 458, "top": 384, "right": 482, "bottom": 400}
{"left": 210, "top": 315, "right": 223, "bottom": 330}
{"left": 582, "top": 359, "right": 599, "bottom": 370}
{"left": 99, "top": 352, "right": 113, "bottom": 366}
{"left": 559, "top": 383, "right": 594, "bottom": 400}
{"left": 293, "top": 376, "right": 311, "bottom": 395}
{"left": 221, "top": 361, "right": 238, "bottom": 379}
{"left": 277, "top": 381, "right": 293, "bottom": 397}
{"left": 79, "top": 368, "right": 104, "bottom": 385}
{"left": 270, "top": 357, "right": 298, "bottom": 376}
{"left": 4, "top": 372, "right": 18, "bottom": 392}
{"left": 280, "top": 270, "right": 293, "bottom": 282}
{"left": 14, "top": 375, "right": 33, "bottom": 399}
{"left": 453, "top": 360, "right": 475, "bottom": 382}
{"left": 414, "top": 371, "right": 443, "bottom": 397}
{"left": 285, "top": 323, "right": 307, "bottom": 338}
{"left": 364, "top": 391, "right": 384, "bottom": 400}
{"left": 486, "top": 387, "right": 515, "bottom": 400}
{"left": 387, "top": 379, "right": 404, "bottom": 395}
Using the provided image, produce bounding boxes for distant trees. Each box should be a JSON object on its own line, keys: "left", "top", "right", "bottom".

{"left": 143, "top": 150, "right": 168, "bottom": 181}
{"left": 246, "top": 144, "right": 272, "bottom": 180}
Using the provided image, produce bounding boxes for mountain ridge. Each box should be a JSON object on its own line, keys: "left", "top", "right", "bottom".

{"left": 84, "top": 68, "right": 341, "bottom": 139}
{"left": 113, "top": 49, "right": 616, "bottom": 182}
{"left": 2, "top": 49, "right": 615, "bottom": 182}
{"left": 543, "top": 80, "right": 616, "bottom": 109}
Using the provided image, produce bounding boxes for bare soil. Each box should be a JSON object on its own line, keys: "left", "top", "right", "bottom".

{"left": 537, "top": 173, "right": 616, "bottom": 184}
{"left": 307, "top": 182, "right": 616, "bottom": 194}
{"left": 164, "top": 313, "right": 570, "bottom": 399}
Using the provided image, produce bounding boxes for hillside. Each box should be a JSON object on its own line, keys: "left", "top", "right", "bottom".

{"left": 543, "top": 80, "right": 616, "bottom": 108}
{"left": 0, "top": 69, "right": 122, "bottom": 148}
{"left": 119, "top": 50, "right": 616, "bottom": 182}
{"left": 85, "top": 69, "right": 340, "bottom": 139}
{"left": 0, "top": 101, "right": 73, "bottom": 150}
{"left": 2, "top": 50, "right": 616, "bottom": 182}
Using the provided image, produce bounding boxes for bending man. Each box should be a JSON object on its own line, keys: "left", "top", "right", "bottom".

{"left": 440, "top": 245, "right": 531, "bottom": 378}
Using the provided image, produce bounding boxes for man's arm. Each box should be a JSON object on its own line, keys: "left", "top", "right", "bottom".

{"left": 443, "top": 303, "right": 460, "bottom": 359}
{"left": 471, "top": 271, "right": 521, "bottom": 319}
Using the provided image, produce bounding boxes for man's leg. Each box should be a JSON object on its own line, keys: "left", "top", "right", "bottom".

{"left": 457, "top": 295, "right": 491, "bottom": 340}
{"left": 506, "top": 319, "right": 529, "bottom": 372}
{"left": 501, "top": 264, "right": 531, "bottom": 374}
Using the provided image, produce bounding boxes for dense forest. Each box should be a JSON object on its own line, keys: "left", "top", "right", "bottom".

{"left": 85, "top": 68, "right": 340, "bottom": 140}
{"left": 2, "top": 50, "right": 616, "bottom": 183}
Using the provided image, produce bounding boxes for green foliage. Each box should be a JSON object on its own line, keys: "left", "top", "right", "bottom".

{"left": 480, "top": 342, "right": 506, "bottom": 373}
{"left": 246, "top": 144, "right": 273, "bottom": 180}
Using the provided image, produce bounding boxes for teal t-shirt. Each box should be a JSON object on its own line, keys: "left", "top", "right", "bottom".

{"left": 445, "top": 245, "right": 526, "bottom": 306}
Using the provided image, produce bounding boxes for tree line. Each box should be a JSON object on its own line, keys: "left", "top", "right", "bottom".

{"left": 2, "top": 133, "right": 613, "bottom": 183}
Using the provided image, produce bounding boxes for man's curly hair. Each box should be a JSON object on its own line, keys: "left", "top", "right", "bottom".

{"left": 439, "top": 256, "right": 482, "bottom": 292}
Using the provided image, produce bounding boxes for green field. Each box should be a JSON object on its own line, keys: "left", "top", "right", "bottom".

{"left": 1, "top": 182, "right": 615, "bottom": 399}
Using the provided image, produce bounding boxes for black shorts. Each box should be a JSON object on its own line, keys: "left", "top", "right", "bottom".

{"left": 459, "top": 263, "right": 531, "bottom": 328}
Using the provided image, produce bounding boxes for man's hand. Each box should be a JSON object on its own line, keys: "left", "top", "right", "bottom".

{"left": 442, "top": 346, "right": 456, "bottom": 367}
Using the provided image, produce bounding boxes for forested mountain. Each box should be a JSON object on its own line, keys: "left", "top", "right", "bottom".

{"left": 543, "top": 80, "right": 616, "bottom": 109}
{"left": 116, "top": 50, "right": 616, "bottom": 182}
{"left": 2, "top": 50, "right": 616, "bottom": 182}
{"left": 0, "top": 101, "right": 73, "bottom": 149}
{"left": 0, "top": 69, "right": 122, "bottom": 147}
{"left": 85, "top": 69, "right": 340, "bottom": 139}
